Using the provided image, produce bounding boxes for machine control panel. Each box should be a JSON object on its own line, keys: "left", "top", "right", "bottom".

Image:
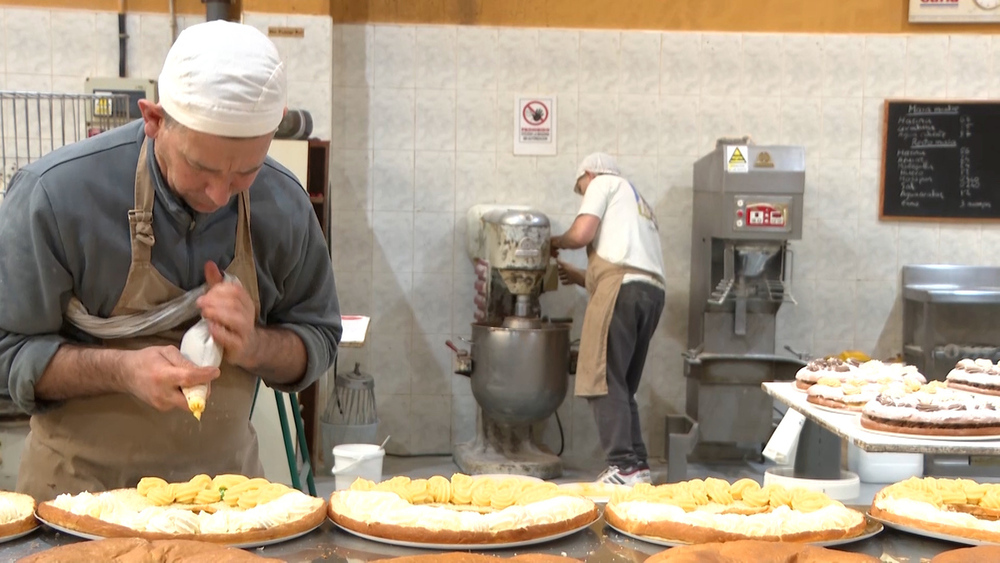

{"left": 733, "top": 196, "right": 793, "bottom": 233}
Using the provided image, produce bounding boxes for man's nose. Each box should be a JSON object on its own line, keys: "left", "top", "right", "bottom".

{"left": 206, "top": 178, "right": 231, "bottom": 207}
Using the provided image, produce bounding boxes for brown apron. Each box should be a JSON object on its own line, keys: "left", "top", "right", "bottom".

{"left": 17, "top": 140, "right": 265, "bottom": 502}
{"left": 574, "top": 253, "right": 663, "bottom": 398}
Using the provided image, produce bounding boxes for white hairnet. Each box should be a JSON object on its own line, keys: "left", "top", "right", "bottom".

{"left": 158, "top": 21, "right": 287, "bottom": 138}
{"left": 575, "top": 152, "right": 620, "bottom": 182}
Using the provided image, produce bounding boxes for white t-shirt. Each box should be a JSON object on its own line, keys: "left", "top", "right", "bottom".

{"left": 576, "top": 174, "right": 665, "bottom": 284}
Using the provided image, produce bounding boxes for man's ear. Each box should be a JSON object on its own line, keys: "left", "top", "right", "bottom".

{"left": 138, "top": 100, "right": 166, "bottom": 139}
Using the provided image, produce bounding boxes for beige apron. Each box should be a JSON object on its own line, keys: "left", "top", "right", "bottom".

{"left": 574, "top": 253, "right": 662, "bottom": 398}
{"left": 17, "top": 140, "right": 265, "bottom": 502}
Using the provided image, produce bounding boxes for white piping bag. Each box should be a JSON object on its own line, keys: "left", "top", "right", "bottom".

{"left": 179, "top": 319, "right": 223, "bottom": 420}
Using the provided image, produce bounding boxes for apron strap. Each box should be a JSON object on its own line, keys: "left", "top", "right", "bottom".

{"left": 128, "top": 139, "right": 157, "bottom": 264}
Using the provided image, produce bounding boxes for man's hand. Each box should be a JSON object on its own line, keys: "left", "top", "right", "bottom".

{"left": 122, "top": 346, "right": 219, "bottom": 411}
{"left": 556, "top": 260, "right": 586, "bottom": 287}
{"left": 197, "top": 262, "right": 259, "bottom": 368}
{"left": 549, "top": 236, "right": 561, "bottom": 258}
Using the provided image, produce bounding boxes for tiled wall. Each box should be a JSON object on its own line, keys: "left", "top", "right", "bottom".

{"left": 0, "top": 8, "right": 332, "bottom": 172}
{"left": 327, "top": 25, "right": 1000, "bottom": 461}
{"left": 4, "top": 6, "right": 1000, "bottom": 462}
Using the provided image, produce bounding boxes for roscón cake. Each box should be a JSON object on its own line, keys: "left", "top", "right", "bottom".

{"left": 0, "top": 491, "right": 37, "bottom": 539}
{"left": 19, "top": 538, "right": 283, "bottom": 562}
{"left": 860, "top": 381, "right": 1000, "bottom": 436}
{"left": 871, "top": 476, "right": 1000, "bottom": 543}
{"left": 328, "top": 474, "right": 598, "bottom": 545}
{"left": 37, "top": 474, "right": 325, "bottom": 544}
{"left": 605, "top": 478, "right": 866, "bottom": 543}
{"left": 946, "top": 358, "right": 1000, "bottom": 397}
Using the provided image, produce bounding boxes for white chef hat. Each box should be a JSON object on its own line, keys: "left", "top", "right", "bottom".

{"left": 158, "top": 21, "right": 287, "bottom": 138}
{"left": 574, "top": 152, "right": 620, "bottom": 192}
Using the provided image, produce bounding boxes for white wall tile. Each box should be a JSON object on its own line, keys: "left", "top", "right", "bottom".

{"left": 374, "top": 25, "right": 415, "bottom": 88}
{"left": 861, "top": 98, "right": 886, "bottom": 161}
{"left": 580, "top": 31, "right": 620, "bottom": 95}
{"left": 700, "top": 33, "right": 741, "bottom": 96}
{"left": 330, "top": 210, "right": 373, "bottom": 273}
{"left": 813, "top": 218, "right": 859, "bottom": 281}
{"left": 455, "top": 90, "right": 497, "bottom": 152}
{"left": 51, "top": 10, "right": 95, "bottom": 78}
{"left": 373, "top": 150, "right": 414, "bottom": 212}
{"left": 497, "top": 28, "right": 539, "bottom": 91}
{"left": 776, "top": 280, "right": 815, "bottom": 355}
{"left": 617, "top": 95, "right": 658, "bottom": 156}
{"left": 370, "top": 271, "right": 414, "bottom": 334}
{"left": 617, "top": 156, "right": 658, "bottom": 197}
{"left": 992, "top": 37, "right": 1000, "bottom": 98}
{"left": 94, "top": 12, "right": 119, "bottom": 77}
{"left": 898, "top": 224, "right": 940, "bottom": 268}
{"left": 454, "top": 151, "right": 497, "bottom": 211}
{"left": 414, "top": 151, "right": 455, "bottom": 213}
{"left": 780, "top": 97, "right": 823, "bottom": 157}
{"left": 337, "top": 271, "right": 373, "bottom": 316}
{"left": 659, "top": 96, "right": 699, "bottom": 156}
{"left": 5, "top": 8, "right": 51, "bottom": 76}
{"left": 856, "top": 220, "right": 898, "bottom": 281}
{"left": 981, "top": 228, "right": 1000, "bottom": 266}
{"left": 333, "top": 87, "right": 372, "bottom": 150}
{"left": 370, "top": 333, "right": 413, "bottom": 396}
{"left": 124, "top": 14, "right": 140, "bottom": 81}
{"left": 495, "top": 90, "right": 516, "bottom": 154}
{"left": 287, "top": 80, "right": 332, "bottom": 141}
{"left": 415, "top": 26, "right": 456, "bottom": 90}
{"left": 536, "top": 154, "right": 579, "bottom": 214}
{"left": 948, "top": 35, "right": 991, "bottom": 99}
{"left": 698, "top": 96, "right": 740, "bottom": 156}
{"left": 372, "top": 211, "right": 414, "bottom": 274}
{"left": 330, "top": 149, "right": 373, "bottom": 211}
{"left": 741, "top": 34, "right": 782, "bottom": 98}
{"left": 412, "top": 334, "right": 452, "bottom": 396}
{"left": 415, "top": 89, "right": 456, "bottom": 151}
{"left": 138, "top": 14, "right": 171, "bottom": 80}
{"left": 821, "top": 97, "right": 863, "bottom": 160}
{"left": 284, "top": 15, "right": 333, "bottom": 84}
{"left": 538, "top": 29, "right": 579, "bottom": 93}
{"left": 372, "top": 88, "right": 415, "bottom": 149}
{"left": 620, "top": 31, "right": 660, "bottom": 96}
{"left": 0, "top": 9, "right": 6, "bottom": 78}
{"left": 495, "top": 152, "right": 538, "bottom": 205}
{"left": 451, "top": 394, "right": 476, "bottom": 443}
{"left": 410, "top": 395, "right": 452, "bottom": 454}
{"left": 456, "top": 27, "right": 497, "bottom": 91}
{"left": 378, "top": 395, "right": 411, "bottom": 454}
{"left": 412, "top": 274, "right": 454, "bottom": 334}
{"left": 864, "top": 35, "right": 906, "bottom": 98}
{"left": 333, "top": 24, "right": 373, "bottom": 88}
{"left": 740, "top": 97, "right": 781, "bottom": 146}
{"left": 578, "top": 94, "right": 618, "bottom": 154}
{"left": 781, "top": 35, "right": 823, "bottom": 97}
{"left": 858, "top": 159, "right": 883, "bottom": 223}
{"left": 938, "top": 225, "right": 982, "bottom": 266}
{"left": 822, "top": 35, "right": 864, "bottom": 98}
{"left": 556, "top": 93, "right": 579, "bottom": 155}
{"left": 817, "top": 158, "right": 860, "bottom": 223}
{"left": 413, "top": 212, "right": 455, "bottom": 273}
{"left": 813, "top": 279, "right": 857, "bottom": 341}
{"left": 854, "top": 281, "right": 899, "bottom": 353}
{"left": 906, "top": 36, "right": 949, "bottom": 98}
{"left": 660, "top": 32, "right": 700, "bottom": 96}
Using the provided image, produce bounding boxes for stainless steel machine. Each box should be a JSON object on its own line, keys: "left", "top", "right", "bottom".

{"left": 447, "top": 206, "right": 570, "bottom": 479}
{"left": 903, "top": 265, "right": 1000, "bottom": 381}
{"left": 684, "top": 140, "right": 808, "bottom": 462}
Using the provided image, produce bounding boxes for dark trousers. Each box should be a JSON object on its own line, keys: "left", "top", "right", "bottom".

{"left": 588, "top": 281, "right": 665, "bottom": 468}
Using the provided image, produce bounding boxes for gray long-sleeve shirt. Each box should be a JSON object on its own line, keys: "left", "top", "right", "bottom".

{"left": 0, "top": 120, "right": 341, "bottom": 414}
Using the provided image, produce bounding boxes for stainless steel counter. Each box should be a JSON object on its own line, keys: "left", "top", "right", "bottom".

{"left": 0, "top": 510, "right": 976, "bottom": 562}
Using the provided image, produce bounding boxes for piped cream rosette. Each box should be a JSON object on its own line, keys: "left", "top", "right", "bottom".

{"left": 605, "top": 478, "right": 866, "bottom": 543}
{"left": 179, "top": 319, "right": 222, "bottom": 420}
{"left": 328, "top": 474, "right": 599, "bottom": 545}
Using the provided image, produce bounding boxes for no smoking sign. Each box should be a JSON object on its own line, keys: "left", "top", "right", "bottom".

{"left": 515, "top": 95, "right": 557, "bottom": 156}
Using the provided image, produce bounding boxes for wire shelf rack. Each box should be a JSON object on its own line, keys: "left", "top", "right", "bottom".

{"left": 1, "top": 91, "right": 133, "bottom": 196}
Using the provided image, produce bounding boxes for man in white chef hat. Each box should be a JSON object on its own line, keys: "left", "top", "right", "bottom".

{"left": 550, "top": 153, "right": 665, "bottom": 486}
{"left": 0, "top": 21, "right": 341, "bottom": 500}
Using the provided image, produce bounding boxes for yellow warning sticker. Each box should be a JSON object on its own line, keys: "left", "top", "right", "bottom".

{"left": 725, "top": 145, "right": 749, "bottom": 174}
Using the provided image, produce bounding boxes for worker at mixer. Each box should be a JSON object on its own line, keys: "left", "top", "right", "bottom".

{"left": 551, "top": 153, "right": 665, "bottom": 486}
{"left": 0, "top": 21, "right": 341, "bottom": 501}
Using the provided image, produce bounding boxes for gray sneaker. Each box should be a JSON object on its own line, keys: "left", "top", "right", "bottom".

{"left": 596, "top": 465, "right": 650, "bottom": 486}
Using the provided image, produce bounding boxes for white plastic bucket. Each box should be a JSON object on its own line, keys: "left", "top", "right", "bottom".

{"left": 848, "top": 442, "right": 923, "bottom": 484}
{"left": 332, "top": 443, "right": 384, "bottom": 490}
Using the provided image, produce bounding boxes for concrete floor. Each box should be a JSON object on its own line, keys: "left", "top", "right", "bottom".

{"left": 314, "top": 454, "right": 887, "bottom": 506}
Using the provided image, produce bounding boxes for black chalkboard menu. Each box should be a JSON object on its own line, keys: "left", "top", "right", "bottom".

{"left": 881, "top": 100, "right": 1000, "bottom": 221}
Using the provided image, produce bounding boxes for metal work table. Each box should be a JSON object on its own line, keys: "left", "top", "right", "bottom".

{"left": 0, "top": 513, "right": 979, "bottom": 562}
